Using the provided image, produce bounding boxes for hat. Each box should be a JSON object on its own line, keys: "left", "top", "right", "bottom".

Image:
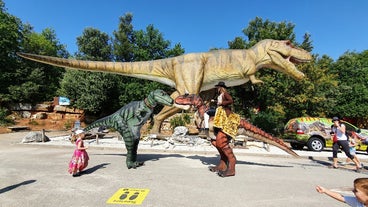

{"left": 332, "top": 117, "right": 340, "bottom": 122}
{"left": 215, "top": 81, "right": 228, "bottom": 88}
{"left": 75, "top": 129, "right": 84, "bottom": 135}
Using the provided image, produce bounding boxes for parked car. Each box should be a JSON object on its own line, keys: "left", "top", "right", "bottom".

{"left": 283, "top": 117, "right": 368, "bottom": 152}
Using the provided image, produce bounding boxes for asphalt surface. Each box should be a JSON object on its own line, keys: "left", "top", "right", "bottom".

{"left": 1, "top": 131, "right": 368, "bottom": 207}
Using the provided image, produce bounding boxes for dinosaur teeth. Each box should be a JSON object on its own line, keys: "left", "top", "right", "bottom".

{"left": 289, "top": 56, "right": 306, "bottom": 64}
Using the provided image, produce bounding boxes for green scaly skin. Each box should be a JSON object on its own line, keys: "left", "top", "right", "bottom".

{"left": 84, "top": 89, "right": 173, "bottom": 169}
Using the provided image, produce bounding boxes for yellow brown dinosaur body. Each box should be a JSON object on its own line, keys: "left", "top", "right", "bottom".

{"left": 17, "top": 39, "right": 312, "bottom": 133}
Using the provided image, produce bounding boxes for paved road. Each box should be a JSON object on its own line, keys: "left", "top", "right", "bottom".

{"left": 1, "top": 131, "right": 367, "bottom": 207}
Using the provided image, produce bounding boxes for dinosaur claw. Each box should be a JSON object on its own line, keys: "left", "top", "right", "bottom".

{"left": 217, "top": 170, "right": 235, "bottom": 177}
{"left": 127, "top": 161, "right": 145, "bottom": 169}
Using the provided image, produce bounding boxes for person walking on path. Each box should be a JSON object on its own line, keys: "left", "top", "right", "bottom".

{"left": 330, "top": 117, "right": 361, "bottom": 171}
{"left": 68, "top": 129, "right": 89, "bottom": 177}
{"left": 342, "top": 132, "right": 362, "bottom": 167}
{"left": 208, "top": 81, "right": 238, "bottom": 177}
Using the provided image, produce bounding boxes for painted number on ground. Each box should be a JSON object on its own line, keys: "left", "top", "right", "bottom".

{"left": 106, "top": 188, "right": 150, "bottom": 205}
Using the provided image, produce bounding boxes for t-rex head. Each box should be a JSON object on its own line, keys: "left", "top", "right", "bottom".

{"left": 146, "top": 89, "right": 173, "bottom": 108}
{"left": 254, "top": 39, "right": 312, "bottom": 81}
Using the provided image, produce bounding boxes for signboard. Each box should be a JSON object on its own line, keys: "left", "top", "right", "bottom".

{"left": 58, "top": 96, "right": 70, "bottom": 105}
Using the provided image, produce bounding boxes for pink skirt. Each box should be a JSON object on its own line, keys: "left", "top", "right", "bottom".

{"left": 68, "top": 149, "right": 89, "bottom": 174}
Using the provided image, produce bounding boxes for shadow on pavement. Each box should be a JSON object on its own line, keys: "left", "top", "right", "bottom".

{"left": 83, "top": 163, "right": 110, "bottom": 175}
{"left": 186, "top": 155, "right": 294, "bottom": 168}
{"left": 89, "top": 153, "right": 294, "bottom": 169}
{"left": 308, "top": 156, "right": 331, "bottom": 167}
{"left": 0, "top": 179, "right": 36, "bottom": 194}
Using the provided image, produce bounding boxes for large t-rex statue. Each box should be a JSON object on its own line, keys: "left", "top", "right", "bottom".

{"left": 17, "top": 39, "right": 312, "bottom": 133}
{"left": 84, "top": 89, "right": 173, "bottom": 169}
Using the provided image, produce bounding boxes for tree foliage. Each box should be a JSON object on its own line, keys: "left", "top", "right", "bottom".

{"left": 0, "top": 1, "right": 67, "bottom": 105}
{"left": 0, "top": 1, "right": 22, "bottom": 103}
{"left": 58, "top": 28, "right": 121, "bottom": 115}
{"left": 112, "top": 13, "right": 184, "bottom": 109}
{"left": 331, "top": 51, "right": 368, "bottom": 123}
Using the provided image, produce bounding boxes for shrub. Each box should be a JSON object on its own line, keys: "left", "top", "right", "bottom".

{"left": 170, "top": 113, "right": 191, "bottom": 129}
{"left": 0, "top": 108, "right": 14, "bottom": 126}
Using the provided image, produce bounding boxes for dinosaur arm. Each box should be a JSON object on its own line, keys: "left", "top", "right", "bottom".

{"left": 249, "top": 75, "right": 264, "bottom": 84}
{"left": 134, "top": 110, "right": 152, "bottom": 126}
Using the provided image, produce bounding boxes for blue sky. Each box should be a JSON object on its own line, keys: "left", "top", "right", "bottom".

{"left": 4, "top": 0, "right": 368, "bottom": 60}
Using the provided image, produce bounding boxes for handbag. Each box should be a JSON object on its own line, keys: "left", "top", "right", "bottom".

{"left": 333, "top": 134, "right": 338, "bottom": 143}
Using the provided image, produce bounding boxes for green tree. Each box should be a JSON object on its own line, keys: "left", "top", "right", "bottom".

{"left": 14, "top": 27, "right": 68, "bottom": 103}
{"left": 0, "top": 0, "right": 23, "bottom": 103}
{"left": 113, "top": 13, "right": 134, "bottom": 62}
{"left": 0, "top": 0, "right": 67, "bottom": 105}
{"left": 113, "top": 13, "right": 184, "bottom": 109}
{"left": 242, "top": 17, "right": 296, "bottom": 47}
{"left": 58, "top": 28, "right": 120, "bottom": 114}
{"left": 331, "top": 51, "right": 368, "bottom": 126}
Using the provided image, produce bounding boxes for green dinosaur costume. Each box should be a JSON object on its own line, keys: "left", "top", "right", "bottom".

{"left": 84, "top": 89, "right": 173, "bottom": 169}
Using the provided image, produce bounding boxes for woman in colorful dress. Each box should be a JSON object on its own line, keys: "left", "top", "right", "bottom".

{"left": 68, "top": 129, "right": 89, "bottom": 177}
{"left": 209, "top": 81, "right": 238, "bottom": 177}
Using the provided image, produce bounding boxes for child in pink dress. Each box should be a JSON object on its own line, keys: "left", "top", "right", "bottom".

{"left": 68, "top": 129, "right": 89, "bottom": 177}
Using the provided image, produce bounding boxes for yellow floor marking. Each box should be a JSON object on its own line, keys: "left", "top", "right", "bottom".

{"left": 107, "top": 188, "right": 150, "bottom": 205}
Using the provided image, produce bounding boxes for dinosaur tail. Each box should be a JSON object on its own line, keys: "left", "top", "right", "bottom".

{"left": 16, "top": 52, "right": 174, "bottom": 87}
{"left": 239, "top": 119, "right": 299, "bottom": 157}
{"left": 84, "top": 115, "right": 115, "bottom": 132}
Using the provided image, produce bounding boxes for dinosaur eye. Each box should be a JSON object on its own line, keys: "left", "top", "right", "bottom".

{"left": 286, "top": 40, "right": 294, "bottom": 48}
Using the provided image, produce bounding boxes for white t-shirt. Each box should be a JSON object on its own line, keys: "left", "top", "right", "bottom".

{"left": 217, "top": 93, "right": 223, "bottom": 105}
{"left": 332, "top": 123, "right": 348, "bottom": 141}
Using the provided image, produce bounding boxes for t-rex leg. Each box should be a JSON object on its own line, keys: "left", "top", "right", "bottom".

{"left": 151, "top": 105, "right": 182, "bottom": 133}
{"left": 118, "top": 128, "right": 143, "bottom": 169}
{"left": 152, "top": 61, "right": 205, "bottom": 133}
{"left": 131, "top": 138, "right": 144, "bottom": 168}
{"left": 218, "top": 146, "right": 236, "bottom": 177}
{"left": 209, "top": 129, "right": 228, "bottom": 172}
{"left": 215, "top": 131, "right": 236, "bottom": 177}
{"left": 209, "top": 140, "right": 228, "bottom": 173}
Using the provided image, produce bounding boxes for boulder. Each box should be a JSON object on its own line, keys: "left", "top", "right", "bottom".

{"left": 32, "top": 112, "right": 47, "bottom": 119}
{"left": 173, "top": 126, "right": 188, "bottom": 136}
{"left": 33, "top": 103, "right": 53, "bottom": 112}
{"left": 10, "top": 103, "right": 32, "bottom": 111}
{"left": 22, "top": 132, "right": 50, "bottom": 143}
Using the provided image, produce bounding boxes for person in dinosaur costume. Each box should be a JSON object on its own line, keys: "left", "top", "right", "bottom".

{"left": 17, "top": 39, "right": 312, "bottom": 134}
{"left": 210, "top": 81, "right": 237, "bottom": 177}
{"left": 174, "top": 93, "right": 299, "bottom": 177}
{"left": 83, "top": 89, "right": 173, "bottom": 169}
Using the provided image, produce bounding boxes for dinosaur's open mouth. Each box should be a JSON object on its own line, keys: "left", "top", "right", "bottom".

{"left": 282, "top": 55, "right": 309, "bottom": 65}
{"left": 290, "top": 56, "right": 310, "bottom": 64}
